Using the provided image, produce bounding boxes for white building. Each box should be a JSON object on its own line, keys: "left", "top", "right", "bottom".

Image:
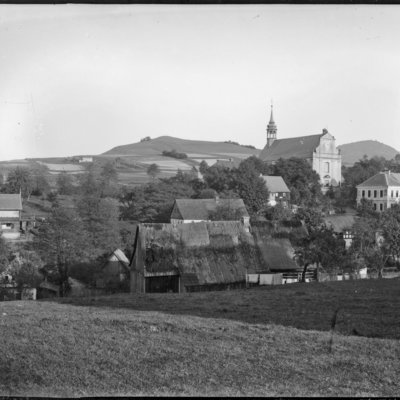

{"left": 356, "top": 170, "right": 400, "bottom": 212}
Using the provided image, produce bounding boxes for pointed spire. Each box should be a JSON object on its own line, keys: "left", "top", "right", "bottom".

{"left": 269, "top": 100, "right": 274, "bottom": 124}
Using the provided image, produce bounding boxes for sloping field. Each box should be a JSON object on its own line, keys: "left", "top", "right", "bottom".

{"left": 0, "top": 299, "right": 399, "bottom": 397}
{"left": 103, "top": 135, "right": 260, "bottom": 158}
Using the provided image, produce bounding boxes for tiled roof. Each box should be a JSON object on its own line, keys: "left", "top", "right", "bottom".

{"left": 356, "top": 172, "right": 400, "bottom": 188}
{"left": 261, "top": 175, "right": 290, "bottom": 193}
{"left": 259, "top": 134, "right": 323, "bottom": 161}
{"left": 0, "top": 194, "right": 22, "bottom": 211}
{"left": 171, "top": 198, "right": 249, "bottom": 221}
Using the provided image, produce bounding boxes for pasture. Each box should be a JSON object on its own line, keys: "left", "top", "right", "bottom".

{"left": 0, "top": 279, "right": 399, "bottom": 397}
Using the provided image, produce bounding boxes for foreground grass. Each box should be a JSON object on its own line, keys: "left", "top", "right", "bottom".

{"left": 60, "top": 279, "right": 400, "bottom": 340}
{"left": 1, "top": 300, "right": 399, "bottom": 397}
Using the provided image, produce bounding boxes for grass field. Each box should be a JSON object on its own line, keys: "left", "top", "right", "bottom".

{"left": 1, "top": 279, "right": 399, "bottom": 396}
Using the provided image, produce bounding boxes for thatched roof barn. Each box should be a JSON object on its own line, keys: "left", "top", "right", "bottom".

{"left": 130, "top": 221, "right": 263, "bottom": 293}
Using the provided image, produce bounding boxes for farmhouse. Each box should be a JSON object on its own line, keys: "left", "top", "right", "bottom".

{"left": 261, "top": 175, "right": 290, "bottom": 207}
{"left": 170, "top": 198, "right": 250, "bottom": 226}
{"left": 356, "top": 170, "right": 400, "bottom": 212}
{"left": 130, "top": 221, "right": 263, "bottom": 293}
{"left": 0, "top": 193, "right": 23, "bottom": 240}
{"left": 259, "top": 106, "right": 342, "bottom": 191}
{"left": 323, "top": 213, "right": 356, "bottom": 249}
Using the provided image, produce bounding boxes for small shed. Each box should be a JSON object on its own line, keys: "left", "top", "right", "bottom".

{"left": 96, "top": 249, "right": 130, "bottom": 291}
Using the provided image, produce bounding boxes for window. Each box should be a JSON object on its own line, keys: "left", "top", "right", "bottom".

{"left": 373, "top": 203, "right": 377, "bottom": 210}
{"left": 384, "top": 190, "right": 387, "bottom": 196}
{"left": 362, "top": 190, "right": 365, "bottom": 198}
{"left": 397, "top": 191, "right": 399, "bottom": 198}
{"left": 380, "top": 204, "right": 383, "bottom": 211}
{"left": 368, "top": 190, "right": 371, "bottom": 198}
{"left": 374, "top": 190, "right": 377, "bottom": 198}
{"left": 391, "top": 190, "right": 394, "bottom": 198}
{"left": 324, "top": 162, "right": 330, "bottom": 173}
{"left": 380, "top": 190, "right": 384, "bottom": 198}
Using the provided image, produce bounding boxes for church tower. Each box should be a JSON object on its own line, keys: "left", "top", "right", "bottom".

{"left": 266, "top": 104, "right": 277, "bottom": 148}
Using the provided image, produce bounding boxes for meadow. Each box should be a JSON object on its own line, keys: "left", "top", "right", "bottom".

{"left": 0, "top": 279, "right": 399, "bottom": 397}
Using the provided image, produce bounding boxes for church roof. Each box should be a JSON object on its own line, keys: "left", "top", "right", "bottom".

{"left": 0, "top": 194, "right": 22, "bottom": 211}
{"left": 356, "top": 172, "right": 400, "bottom": 188}
{"left": 259, "top": 134, "right": 323, "bottom": 161}
{"left": 261, "top": 175, "right": 290, "bottom": 193}
{"left": 171, "top": 198, "right": 249, "bottom": 221}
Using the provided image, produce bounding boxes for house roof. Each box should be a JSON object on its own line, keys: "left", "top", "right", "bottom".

{"left": 0, "top": 194, "right": 22, "bottom": 211}
{"left": 261, "top": 175, "right": 290, "bottom": 193}
{"left": 171, "top": 198, "right": 249, "bottom": 221}
{"left": 111, "top": 248, "right": 129, "bottom": 265}
{"left": 134, "top": 221, "right": 260, "bottom": 285}
{"left": 323, "top": 214, "right": 356, "bottom": 232}
{"left": 259, "top": 134, "right": 323, "bottom": 162}
{"left": 356, "top": 172, "right": 400, "bottom": 188}
{"left": 260, "top": 238, "right": 299, "bottom": 271}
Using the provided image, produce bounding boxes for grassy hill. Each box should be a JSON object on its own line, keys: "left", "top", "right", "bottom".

{"left": 103, "top": 135, "right": 260, "bottom": 158}
{"left": 338, "top": 140, "right": 399, "bottom": 166}
{"left": 1, "top": 279, "right": 399, "bottom": 396}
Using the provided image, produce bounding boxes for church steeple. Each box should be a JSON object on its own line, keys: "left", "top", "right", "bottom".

{"left": 266, "top": 102, "right": 277, "bottom": 148}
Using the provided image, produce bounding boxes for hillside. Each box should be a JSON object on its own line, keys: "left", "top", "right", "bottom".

{"left": 1, "top": 280, "right": 400, "bottom": 396}
{"left": 103, "top": 135, "right": 260, "bottom": 158}
{"left": 338, "top": 140, "right": 399, "bottom": 166}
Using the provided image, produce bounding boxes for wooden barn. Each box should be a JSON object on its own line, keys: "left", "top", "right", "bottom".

{"left": 130, "top": 221, "right": 263, "bottom": 293}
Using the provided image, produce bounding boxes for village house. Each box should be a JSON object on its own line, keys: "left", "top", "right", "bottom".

{"left": 130, "top": 221, "right": 262, "bottom": 293}
{"left": 356, "top": 169, "right": 400, "bottom": 212}
{"left": 260, "top": 175, "right": 290, "bottom": 207}
{"left": 170, "top": 198, "right": 250, "bottom": 227}
{"left": 78, "top": 156, "right": 93, "bottom": 163}
{"left": 0, "top": 193, "right": 24, "bottom": 240}
{"left": 259, "top": 105, "right": 342, "bottom": 191}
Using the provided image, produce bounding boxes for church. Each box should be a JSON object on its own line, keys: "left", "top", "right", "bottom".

{"left": 259, "top": 106, "right": 342, "bottom": 190}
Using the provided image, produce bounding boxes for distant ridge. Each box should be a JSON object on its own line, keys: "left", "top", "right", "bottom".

{"left": 103, "top": 136, "right": 260, "bottom": 157}
{"left": 338, "top": 140, "right": 399, "bottom": 166}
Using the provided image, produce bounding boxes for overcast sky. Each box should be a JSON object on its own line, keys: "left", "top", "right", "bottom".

{"left": 0, "top": 4, "right": 399, "bottom": 161}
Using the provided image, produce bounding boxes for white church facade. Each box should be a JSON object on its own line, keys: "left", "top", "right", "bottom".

{"left": 259, "top": 106, "right": 342, "bottom": 190}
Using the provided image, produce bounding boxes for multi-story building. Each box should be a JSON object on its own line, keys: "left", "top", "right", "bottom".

{"left": 356, "top": 170, "right": 400, "bottom": 212}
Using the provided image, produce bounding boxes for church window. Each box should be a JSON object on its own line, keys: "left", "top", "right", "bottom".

{"left": 324, "top": 162, "right": 330, "bottom": 173}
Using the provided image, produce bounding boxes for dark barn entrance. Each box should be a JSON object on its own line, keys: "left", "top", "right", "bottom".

{"left": 145, "top": 275, "right": 180, "bottom": 293}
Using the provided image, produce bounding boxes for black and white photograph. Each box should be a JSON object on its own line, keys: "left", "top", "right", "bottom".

{"left": 0, "top": 3, "right": 399, "bottom": 397}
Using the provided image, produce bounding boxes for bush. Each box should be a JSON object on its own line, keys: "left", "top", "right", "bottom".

{"left": 162, "top": 150, "right": 188, "bottom": 159}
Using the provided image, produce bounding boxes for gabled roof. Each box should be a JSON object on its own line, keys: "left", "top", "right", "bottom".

{"left": 259, "top": 134, "right": 323, "bottom": 161}
{"left": 0, "top": 194, "right": 22, "bottom": 211}
{"left": 171, "top": 198, "right": 249, "bottom": 221}
{"left": 261, "top": 175, "right": 290, "bottom": 193}
{"left": 356, "top": 172, "right": 400, "bottom": 188}
{"left": 111, "top": 248, "right": 129, "bottom": 265}
{"left": 134, "top": 221, "right": 260, "bottom": 285}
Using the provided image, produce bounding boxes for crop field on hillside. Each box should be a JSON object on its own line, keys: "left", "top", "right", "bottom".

{"left": 1, "top": 285, "right": 399, "bottom": 397}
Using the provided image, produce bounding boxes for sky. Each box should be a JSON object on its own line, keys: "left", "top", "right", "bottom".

{"left": 0, "top": 4, "right": 400, "bottom": 161}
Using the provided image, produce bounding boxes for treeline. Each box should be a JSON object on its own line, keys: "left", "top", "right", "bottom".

{"left": 162, "top": 149, "right": 188, "bottom": 159}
